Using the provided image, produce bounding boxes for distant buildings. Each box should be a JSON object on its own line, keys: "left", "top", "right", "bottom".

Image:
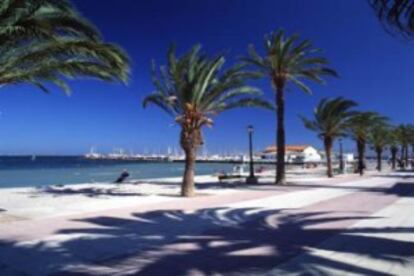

{"left": 84, "top": 144, "right": 356, "bottom": 166}
{"left": 260, "top": 144, "right": 322, "bottom": 163}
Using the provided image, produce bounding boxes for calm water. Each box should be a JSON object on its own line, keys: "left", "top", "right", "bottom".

{"left": 0, "top": 156, "right": 235, "bottom": 188}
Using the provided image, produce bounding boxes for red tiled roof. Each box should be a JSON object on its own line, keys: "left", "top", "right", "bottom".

{"left": 263, "top": 145, "right": 311, "bottom": 154}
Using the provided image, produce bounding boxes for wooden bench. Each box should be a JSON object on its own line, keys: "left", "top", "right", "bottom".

{"left": 217, "top": 174, "right": 243, "bottom": 182}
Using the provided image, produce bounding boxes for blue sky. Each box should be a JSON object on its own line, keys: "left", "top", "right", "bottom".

{"left": 0, "top": 0, "right": 413, "bottom": 155}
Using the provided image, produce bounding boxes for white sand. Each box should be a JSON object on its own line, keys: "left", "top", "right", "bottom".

{"left": 0, "top": 167, "right": 339, "bottom": 222}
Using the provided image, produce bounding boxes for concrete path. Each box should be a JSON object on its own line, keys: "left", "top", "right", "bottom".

{"left": 0, "top": 173, "right": 413, "bottom": 275}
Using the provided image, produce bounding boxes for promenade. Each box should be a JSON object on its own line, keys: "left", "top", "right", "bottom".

{"left": 0, "top": 172, "right": 413, "bottom": 275}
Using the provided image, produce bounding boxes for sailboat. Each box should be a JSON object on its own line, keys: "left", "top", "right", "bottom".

{"left": 85, "top": 147, "right": 102, "bottom": 159}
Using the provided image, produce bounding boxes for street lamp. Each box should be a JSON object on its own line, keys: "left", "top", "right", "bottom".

{"left": 339, "top": 138, "right": 344, "bottom": 173}
{"left": 246, "top": 125, "right": 258, "bottom": 184}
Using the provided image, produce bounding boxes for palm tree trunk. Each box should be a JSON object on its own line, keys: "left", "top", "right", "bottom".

{"left": 324, "top": 136, "right": 333, "bottom": 177}
{"left": 181, "top": 145, "right": 196, "bottom": 197}
{"left": 275, "top": 84, "right": 286, "bottom": 185}
{"left": 400, "top": 144, "right": 406, "bottom": 169}
{"left": 391, "top": 147, "right": 397, "bottom": 170}
{"left": 404, "top": 145, "right": 409, "bottom": 168}
{"left": 411, "top": 145, "right": 414, "bottom": 169}
{"left": 357, "top": 140, "right": 365, "bottom": 176}
{"left": 376, "top": 147, "right": 382, "bottom": 171}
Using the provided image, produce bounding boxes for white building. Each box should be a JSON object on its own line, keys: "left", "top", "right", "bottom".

{"left": 261, "top": 144, "right": 322, "bottom": 163}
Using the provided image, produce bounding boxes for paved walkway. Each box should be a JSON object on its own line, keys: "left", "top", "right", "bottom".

{"left": 0, "top": 173, "right": 413, "bottom": 275}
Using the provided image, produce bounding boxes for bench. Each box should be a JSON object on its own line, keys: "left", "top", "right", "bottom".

{"left": 217, "top": 174, "right": 243, "bottom": 182}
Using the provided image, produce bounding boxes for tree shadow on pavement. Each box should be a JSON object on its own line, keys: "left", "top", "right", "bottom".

{"left": 0, "top": 206, "right": 413, "bottom": 275}
{"left": 385, "top": 182, "right": 414, "bottom": 197}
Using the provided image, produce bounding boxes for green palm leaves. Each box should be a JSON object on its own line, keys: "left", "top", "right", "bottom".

{"left": 301, "top": 97, "right": 357, "bottom": 177}
{"left": 369, "top": 0, "right": 414, "bottom": 38}
{"left": 395, "top": 124, "right": 414, "bottom": 148}
{"left": 143, "top": 44, "right": 273, "bottom": 125}
{"left": 347, "top": 112, "right": 389, "bottom": 143}
{"left": 394, "top": 124, "right": 414, "bottom": 168}
{"left": 243, "top": 29, "right": 338, "bottom": 93}
{"left": 369, "top": 122, "right": 391, "bottom": 151}
{"left": 143, "top": 44, "right": 272, "bottom": 197}
{"left": 301, "top": 97, "right": 357, "bottom": 139}
{"left": 243, "top": 29, "right": 337, "bottom": 184}
{"left": 347, "top": 112, "right": 389, "bottom": 175}
{"left": 302, "top": 97, "right": 401, "bottom": 175}
{"left": 0, "top": 0, "right": 129, "bottom": 94}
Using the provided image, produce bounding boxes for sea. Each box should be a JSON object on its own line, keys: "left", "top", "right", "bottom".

{"left": 0, "top": 156, "right": 236, "bottom": 189}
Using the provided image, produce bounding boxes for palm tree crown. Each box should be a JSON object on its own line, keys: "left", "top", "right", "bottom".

{"left": 369, "top": 121, "right": 391, "bottom": 150}
{"left": 243, "top": 29, "right": 338, "bottom": 93}
{"left": 144, "top": 44, "right": 273, "bottom": 142}
{"left": 0, "top": 0, "right": 129, "bottom": 94}
{"left": 347, "top": 112, "right": 388, "bottom": 142}
{"left": 301, "top": 97, "right": 357, "bottom": 139}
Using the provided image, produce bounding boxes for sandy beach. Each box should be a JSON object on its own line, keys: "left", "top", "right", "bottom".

{"left": 0, "top": 167, "right": 334, "bottom": 222}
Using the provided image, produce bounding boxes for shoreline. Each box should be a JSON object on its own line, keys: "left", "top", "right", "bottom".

{"left": 0, "top": 162, "right": 325, "bottom": 190}
{"left": 0, "top": 168, "right": 360, "bottom": 223}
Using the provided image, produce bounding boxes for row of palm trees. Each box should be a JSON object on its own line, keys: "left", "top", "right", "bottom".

{"left": 389, "top": 124, "right": 414, "bottom": 169}
{"left": 143, "top": 31, "right": 338, "bottom": 196}
{"left": 302, "top": 97, "right": 414, "bottom": 177}
{"left": 143, "top": 34, "right": 414, "bottom": 196}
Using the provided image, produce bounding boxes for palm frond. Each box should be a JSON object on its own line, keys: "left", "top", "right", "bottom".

{"left": 346, "top": 111, "right": 389, "bottom": 141}
{"left": 0, "top": 0, "right": 130, "bottom": 94}
{"left": 143, "top": 44, "right": 273, "bottom": 126}
{"left": 243, "top": 28, "right": 337, "bottom": 93}
{"left": 370, "top": 0, "right": 414, "bottom": 38}
{"left": 215, "top": 98, "right": 274, "bottom": 113}
{"left": 300, "top": 97, "right": 358, "bottom": 139}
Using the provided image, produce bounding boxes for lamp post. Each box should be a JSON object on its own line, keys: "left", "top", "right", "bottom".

{"left": 246, "top": 125, "right": 258, "bottom": 184}
{"left": 339, "top": 138, "right": 344, "bottom": 173}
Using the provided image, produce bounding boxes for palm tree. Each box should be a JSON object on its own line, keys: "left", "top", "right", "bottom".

{"left": 368, "top": 121, "right": 391, "bottom": 172}
{"left": 0, "top": 0, "right": 129, "bottom": 94}
{"left": 300, "top": 97, "right": 357, "bottom": 177}
{"left": 369, "top": 0, "right": 414, "bottom": 38}
{"left": 395, "top": 124, "right": 414, "bottom": 169}
{"left": 243, "top": 29, "right": 337, "bottom": 184}
{"left": 388, "top": 127, "right": 399, "bottom": 170}
{"left": 143, "top": 44, "right": 273, "bottom": 197}
{"left": 347, "top": 112, "right": 388, "bottom": 176}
